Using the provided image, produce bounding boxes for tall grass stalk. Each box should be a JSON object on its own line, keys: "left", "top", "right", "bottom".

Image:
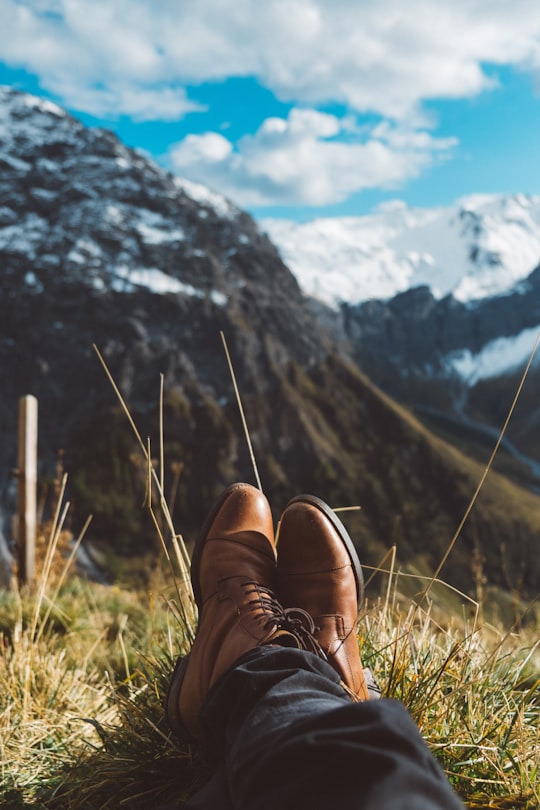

{"left": 220, "top": 330, "right": 263, "bottom": 492}
{"left": 93, "top": 344, "right": 196, "bottom": 641}
{"left": 418, "top": 330, "right": 540, "bottom": 609}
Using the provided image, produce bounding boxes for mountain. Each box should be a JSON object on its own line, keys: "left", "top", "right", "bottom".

{"left": 262, "top": 195, "right": 540, "bottom": 307}
{"left": 263, "top": 199, "right": 540, "bottom": 490}
{"left": 1, "top": 86, "right": 539, "bottom": 609}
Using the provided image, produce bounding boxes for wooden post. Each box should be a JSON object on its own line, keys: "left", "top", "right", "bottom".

{"left": 17, "top": 395, "right": 38, "bottom": 586}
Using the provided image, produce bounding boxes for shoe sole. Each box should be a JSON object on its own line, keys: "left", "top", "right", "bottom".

{"left": 165, "top": 483, "right": 256, "bottom": 738}
{"left": 284, "top": 494, "right": 364, "bottom": 609}
{"left": 164, "top": 654, "right": 191, "bottom": 738}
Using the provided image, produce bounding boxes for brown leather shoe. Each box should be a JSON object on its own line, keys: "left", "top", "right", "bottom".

{"left": 166, "top": 483, "right": 304, "bottom": 738}
{"left": 276, "top": 494, "right": 371, "bottom": 701}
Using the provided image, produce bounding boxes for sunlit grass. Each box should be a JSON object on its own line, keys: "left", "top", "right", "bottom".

{"left": 362, "top": 592, "right": 540, "bottom": 809}
{"left": 0, "top": 555, "right": 538, "bottom": 809}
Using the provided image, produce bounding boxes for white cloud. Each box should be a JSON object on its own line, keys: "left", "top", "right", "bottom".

{"left": 47, "top": 81, "right": 203, "bottom": 121}
{"left": 0, "top": 0, "right": 204, "bottom": 119}
{"left": 2, "top": 0, "right": 540, "bottom": 120}
{"left": 1, "top": 0, "right": 539, "bottom": 206}
{"left": 178, "top": 132, "right": 233, "bottom": 163}
{"left": 168, "top": 108, "right": 457, "bottom": 206}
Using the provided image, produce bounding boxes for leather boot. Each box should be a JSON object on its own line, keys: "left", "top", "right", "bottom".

{"left": 277, "top": 494, "right": 371, "bottom": 701}
{"left": 166, "top": 483, "right": 311, "bottom": 739}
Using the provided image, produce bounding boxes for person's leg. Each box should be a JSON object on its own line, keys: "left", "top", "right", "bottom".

{"left": 169, "top": 486, "right": 463, "bottom": 809}
{"left": 165, "top": 482, "right": 309, "bottom": 739}
{"left": 166, "top": 482, "right": 328, "bottom": 809}
{"left": 197, "top": 645, "right": 464, "bottom": 810}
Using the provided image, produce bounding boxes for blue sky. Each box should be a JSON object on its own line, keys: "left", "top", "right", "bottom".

{"left": 1, "top": 1, "right": 540, "bottom": 221}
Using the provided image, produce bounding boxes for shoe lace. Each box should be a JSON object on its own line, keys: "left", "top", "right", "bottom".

{"left": 244, "top": 581, "right": 327, "bottom": 660}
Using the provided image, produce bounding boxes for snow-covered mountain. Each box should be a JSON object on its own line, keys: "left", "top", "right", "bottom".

{"left": 0, "top": 87, "right": 244, "bottom": 301}
{"left": 263, "top": 194, "right": 540, "bottom": 306}
{"left": 263, "top": 196, "right": 540, "bottom": 391}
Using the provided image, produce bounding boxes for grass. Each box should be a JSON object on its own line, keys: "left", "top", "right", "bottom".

{"left": 0, "top": 531, "right": 538, "bottom": 809}
{"left": 363, "top": 594, "right": 539, "bottom": 808}
{"left": 0, "top": 564, "right": 198, "bottom": 809}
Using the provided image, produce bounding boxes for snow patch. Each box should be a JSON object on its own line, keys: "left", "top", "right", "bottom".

{"left": 67, "top": 248, "right": 85, "bottom": 265}
{"left": 175, "top": 177, "right": 237, "bottom": 219}
{"left": 449, "top": 326, "right": 540, "bottom": 384}
{"left": 106, "top": 205, "right": 186, "bottom": 244}
{"left": 25, "top": 271, "right": 38, "bottom": 287}
{"left": 0, "top": 206, "right": 16, "bottom": 226}
{"left": 31, "top": 188, "right": 57, "bottom": 202}
{"left": 110, "top": 265, "right": 227, "bottom": 305}
{"left": 0, "top": 151, "right": 31, "bottom": 172}
{"left": 37, "top": 157, "right": 60, "bottom": 173}
{"left": 210, "top": 290, "right": 227, "bottom": 306}
{"left": 21, "top": 94, "right": 66, "bottom": 118}
{"left": 68, "top": 238, "right": 103, "bottom": 265}
{"left": 105, "top": 205, "right": 124, "bottom": 226}
{"left": 136, "top": 220, "right": 185, "bottom": 244}
{"left": 112, "top": 265, "right": 185, "bottom": 294}
{"left": 0, "top": 213, "right": 48, "bottom": 256}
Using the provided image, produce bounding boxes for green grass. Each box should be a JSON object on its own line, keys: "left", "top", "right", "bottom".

{"left": 0, "top": 571, "right": 196, "bottom": 809}
{"left": 0, "top": 556, "right": 538, "bottom": 809}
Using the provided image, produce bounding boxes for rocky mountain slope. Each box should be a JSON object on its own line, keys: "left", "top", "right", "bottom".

{"left": 1, "top": 86, "right": 539, "bottom": 607}
{"left": 339, "top": 273, "right": 540, "bottom": 487}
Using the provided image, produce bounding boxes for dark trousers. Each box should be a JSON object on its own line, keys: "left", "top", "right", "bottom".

{"left": 185, "top": 646, "right": 464, "bottom": 810}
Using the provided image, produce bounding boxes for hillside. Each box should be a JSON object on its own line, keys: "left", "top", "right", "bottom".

{"left": 0, "top": 86, "right": 539, "bottom": 605}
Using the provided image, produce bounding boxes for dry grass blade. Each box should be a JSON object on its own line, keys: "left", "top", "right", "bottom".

{"left": 92, "top": 343, "right": 196, "bottom": 638}
{"left": 220, "top": 330, "right": 263, "bottom": 491}
{"left": 34, "top": 513, "right": 93, "bottom": 644}
{"left": 30, "top": 475, "right": 69, "bottom": 642}
{"left": 418, "top": 330, "right": 540, "bottom": 608}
